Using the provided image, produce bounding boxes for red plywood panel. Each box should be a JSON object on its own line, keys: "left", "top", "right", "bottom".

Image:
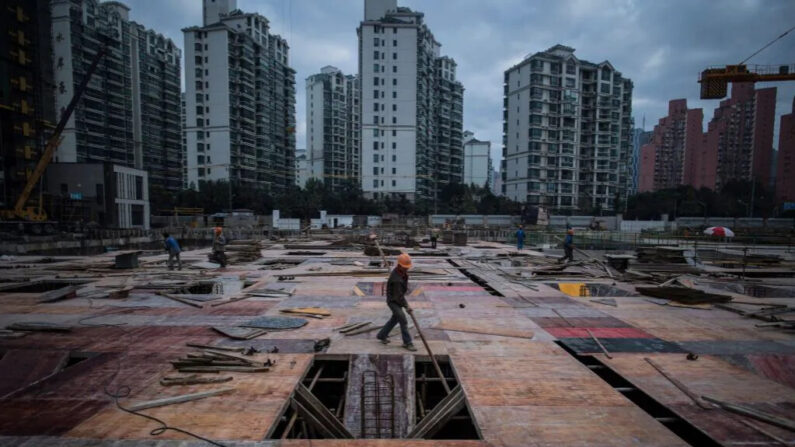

{"left": 0, "top": 349, "right": 68, "bottom": 397}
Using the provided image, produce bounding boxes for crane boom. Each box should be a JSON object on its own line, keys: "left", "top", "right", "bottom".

{"left": 5, "top": 47, "right": 106, "bottom": 221}
{"left": 699, "top": 63, "right": 795, "bottom": 99}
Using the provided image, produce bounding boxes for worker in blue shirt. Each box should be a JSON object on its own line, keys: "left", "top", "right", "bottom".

{"left": 558, "top": 229, "right": 574, "bottom": 264}
{"left": 516, "top": 225, "right": 525, "bottom": 250}
{"left": 163, "top": 232, "right": 182, "bottom": 270}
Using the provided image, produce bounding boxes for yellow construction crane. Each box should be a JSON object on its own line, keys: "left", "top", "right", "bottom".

{"left": 699, "top": 64, "right": 795, "bottom": 99}
{"left": 0, "top": 47, "right": 106, "bottom": 228}
{"left": 700, "top": 25, "right": 795, "bottom": 99}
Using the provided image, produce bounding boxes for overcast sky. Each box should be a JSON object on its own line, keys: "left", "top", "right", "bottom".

{"left": 123, "top": 0, "right": 795, "bottom": 165}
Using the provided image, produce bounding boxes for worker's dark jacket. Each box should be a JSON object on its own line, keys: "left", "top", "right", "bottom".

{"left": 386, "top": 268, "right": 409, "bottom": 308}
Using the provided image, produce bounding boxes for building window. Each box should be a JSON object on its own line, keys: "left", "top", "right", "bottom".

{"left": 393, "top": 52, "right": 397, "bottom": 60}
{"left": 373, "top": 115, "right": 379, "bottom": 124}
{"left": 373, "top": 179, "right": 378, "bottom": 188}
{"left": 373, "top": 141, "right": 378, "bottom": 150}
{"left": 374, "top": 37, "right": 379, "bottom": 46}
{"left": 373, "top": 89, "right": 379, "bottom": 98}
{"left": 374, "top": 64, "right": 379, "bottom": 72}
{"left": 374, "top": 50, "right": 379, "bottom": 59}
{"left": 565, "top": 78, "right": 576, "bottom": 88}
{"left": 392, "top": 130, "right": 397, "bottom": 136}
{"left": 392, "top": 91, "right": 397, "bottom": 98}
{"left": 373, "top": 167, "right": 378, "bottom": 175}
{"left": 566, "top": 63, "right": 576, "bottom": 75}
{"left": 392, "top": 78, "right": 397, "bottom": 86}
{"left": 392, "top": 66, "right": 397, "bottom": 73}
{"left": 373, "top": 154, "right": 379, "bottom": 162}
{"left": 392, "top": 180, "right": 396, "bottom": 187}
{"left": 392, "top": 167, "right": 396, "bottom": 174}
{"left": 374, "top": 77, "right": 379, "bottom": 86}
{"left": 392, "top": 117, "right": 396, "bottom": 124}
{"left": 392, "top": 154, "right": 396, "bottom": 161}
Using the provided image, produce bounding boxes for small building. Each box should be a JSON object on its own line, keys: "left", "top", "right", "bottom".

{"left": 45, "top": 163, "right": 150, "bottom": 229}
{"left": 463, "top": 131, "right": 492, "bottom": 188}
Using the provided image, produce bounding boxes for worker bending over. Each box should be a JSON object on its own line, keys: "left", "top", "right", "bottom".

{"left": 163, "top": 232, "right": 181, "bottom": 270}
{"left": 376, "top": 253, "right": 417, "bottom": 351}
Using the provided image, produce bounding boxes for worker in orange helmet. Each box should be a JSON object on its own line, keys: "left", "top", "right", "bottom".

{"left": 376, "top": 252, "right": 417, "bottom": 351}
{"left": 211, "top": 226, "right": 227, "bottom": 267}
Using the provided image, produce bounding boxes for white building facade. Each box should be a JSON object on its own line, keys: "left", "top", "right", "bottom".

{"left": 183, "top": 0, "right": 296, "bottom": 194}
{"left": 306, "top": 66, "right": 360, "bottom": 191}
{"left": 358, "top": 0, "right": 464, "bottom": 202}
{"left": 501, "top": 45, "right": 633, "bottom": 211}
{"left": 50, "top": 0, "right": 182, "bottom": 193}
{"left": 462, "top": 130, "right": 492, "bottom": 188}
{"left": 294, "top": 149, "right": 310, "bottom": 187}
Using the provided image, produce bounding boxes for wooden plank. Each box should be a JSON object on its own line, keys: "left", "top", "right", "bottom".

{"left": 586, "top": 329, "right": 612, "bottom": 359}
{"left": 408, "top": 386, "right": 465, "bottom": 438}
{"left": 38, "top": 285, "right": 80, "bottom": 303}
{"left": 126, "top": 387, "right": 235, "bottom": 411}
{"left": 177, "top": 366, "right": 269, "bottom": 373}
{"left": 156, "top": 292, "right": 203, "bottom": 308}
{"left": 339, "top": 322, "right": 371, "bottom": 333}
{"left": 643, "top": 358, "right": 710, "bottom": 409}
{"left": 295, "top": 384, "right": 354, "bottom": 438}
{"left": 433, "top": 326, "right": 534, "bottom": 340}
{"left": 702, "top": 395, "right": 795, "bottom": 432}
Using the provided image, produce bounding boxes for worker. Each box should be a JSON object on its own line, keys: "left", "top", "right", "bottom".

{"left": 212, "top": 226, "right": 227, "bottom": 267}
{"left": 163, "top": 232, "right": 181, "bottom": 271}
{"left": 376, "top": 253, "right": 417, "bottom": 352}
{"left": 430, "top": 226, "right": 439, "bottom": 249}
{"left": 559, "top": 229, "right": 575, "bottom": 264}
{"left": 516, "top": 225, "right": 525, "bottom": 250}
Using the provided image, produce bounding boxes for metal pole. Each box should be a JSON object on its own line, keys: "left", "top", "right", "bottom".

{"left": 406, "top": 310, "right": 450, "bottom": 394}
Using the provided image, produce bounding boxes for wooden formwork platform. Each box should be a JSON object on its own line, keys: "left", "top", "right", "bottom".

{"left": 0, "top": 240, "right": 792, "bottom": 446}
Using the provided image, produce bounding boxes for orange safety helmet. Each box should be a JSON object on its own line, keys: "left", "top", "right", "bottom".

{"left": 397, "top": 253, "right": 412, "bottom": 269}
{"left": 567, "top": 229, "right": 574, "bottom": 235}
{"left": 214, "top": 226, "right": 223, "bottom": 235}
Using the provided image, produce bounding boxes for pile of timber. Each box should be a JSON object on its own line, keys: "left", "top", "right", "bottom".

{"left": 226, "top": 239, "right": 263, "bottom": 263}
{"left": 636, "top": 247, "right": 693, "bottom": 264}
{"left": 170, "top": 349, "right": 273, "bottom": 373}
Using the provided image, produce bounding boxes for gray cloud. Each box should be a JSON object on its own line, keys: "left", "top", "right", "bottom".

{"left": 123, "top": 0, "right": 795, "bottom": 165}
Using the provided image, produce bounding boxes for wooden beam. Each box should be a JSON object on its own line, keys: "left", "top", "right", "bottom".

{"left": 644, "top": 358, "right": 709, "bottom": 409}
{"left": 702, "top": 395, "right": 795, "bottom": 432}
{"left": 127, "top": 387, "right": 235, "bottom": 411}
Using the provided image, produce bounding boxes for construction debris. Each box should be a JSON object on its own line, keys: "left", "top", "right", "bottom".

{"left": 160, "top": 375, "right": 234, "bottom": 386}
{"left": 636, "top": 286, "right": 732, "bottom": 305}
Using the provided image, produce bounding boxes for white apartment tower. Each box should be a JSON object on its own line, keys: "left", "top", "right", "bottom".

{"left": 462, "top": 131, "right": 492, "bottom": 188}
{"left": 51, "top": 0, "right": 183, "bottom": 193}
{"left": 359, "top": 0, "right": 464, "bottom": 201}
{"left": 502, "top": 45, "right": 633, "bottom": 211}
{"left": 306, "top": 66, "right": 360, "bottom": 191}
{"left": 183, "top": 0, "right": 296, "bottom": 194}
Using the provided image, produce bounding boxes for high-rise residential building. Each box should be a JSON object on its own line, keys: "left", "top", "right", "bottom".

{"left": 183, "top": 0, "right": 296, "bottom": 195}
{"left": 181, "top": 92, "right": 187, "bottom": 189}
{"left": 637, "top": 100, "right": 703, "bottom": 192}
{"left": 51, "top": 0, "right": 182, "bottom": 193}
{"left": 359, "top": 0, "right": 464, "bottom": 201}
{"left": 0, "top": 0, "right": 55, "bottom": 210}
{"left": 462, "top": 130, "right": 492, "bottom": 187}
{"left": 630, "top": 127, "right": 652, "bottom": 194}
{"left": 294, "top": 148, "right": 310, "bottom": 188}
{"left": 775, "top": 98, "right": 795, "bottom": 204}
{"left": 502, "top": 45, "right": 633, "bottom": 211}
{"left": 306, "top": 66, "right": 360, "bottom": 191}
{"left": 700, "top": 82, "right": 776, "bottom": 190}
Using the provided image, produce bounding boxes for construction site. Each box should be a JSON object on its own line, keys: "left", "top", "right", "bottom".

{"left": 0, "top": 226, "right": 793, "bottom": 447}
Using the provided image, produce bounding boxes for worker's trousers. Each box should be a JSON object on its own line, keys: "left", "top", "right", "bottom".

{"left": 559, "top": 246, "right": 574, "bottom": 263}
{"left": 377, "top": 301, "right": 412, "bottom": 345}
{"left": 168, "top": 251, "right": 182, "bottom": 270}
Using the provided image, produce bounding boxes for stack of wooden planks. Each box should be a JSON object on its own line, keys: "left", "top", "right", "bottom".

{"left": 170, "top": 349, "right": 273, "bottom": 373}
{"left": 226, "top": 239, "right": 264, "bottom": 264}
